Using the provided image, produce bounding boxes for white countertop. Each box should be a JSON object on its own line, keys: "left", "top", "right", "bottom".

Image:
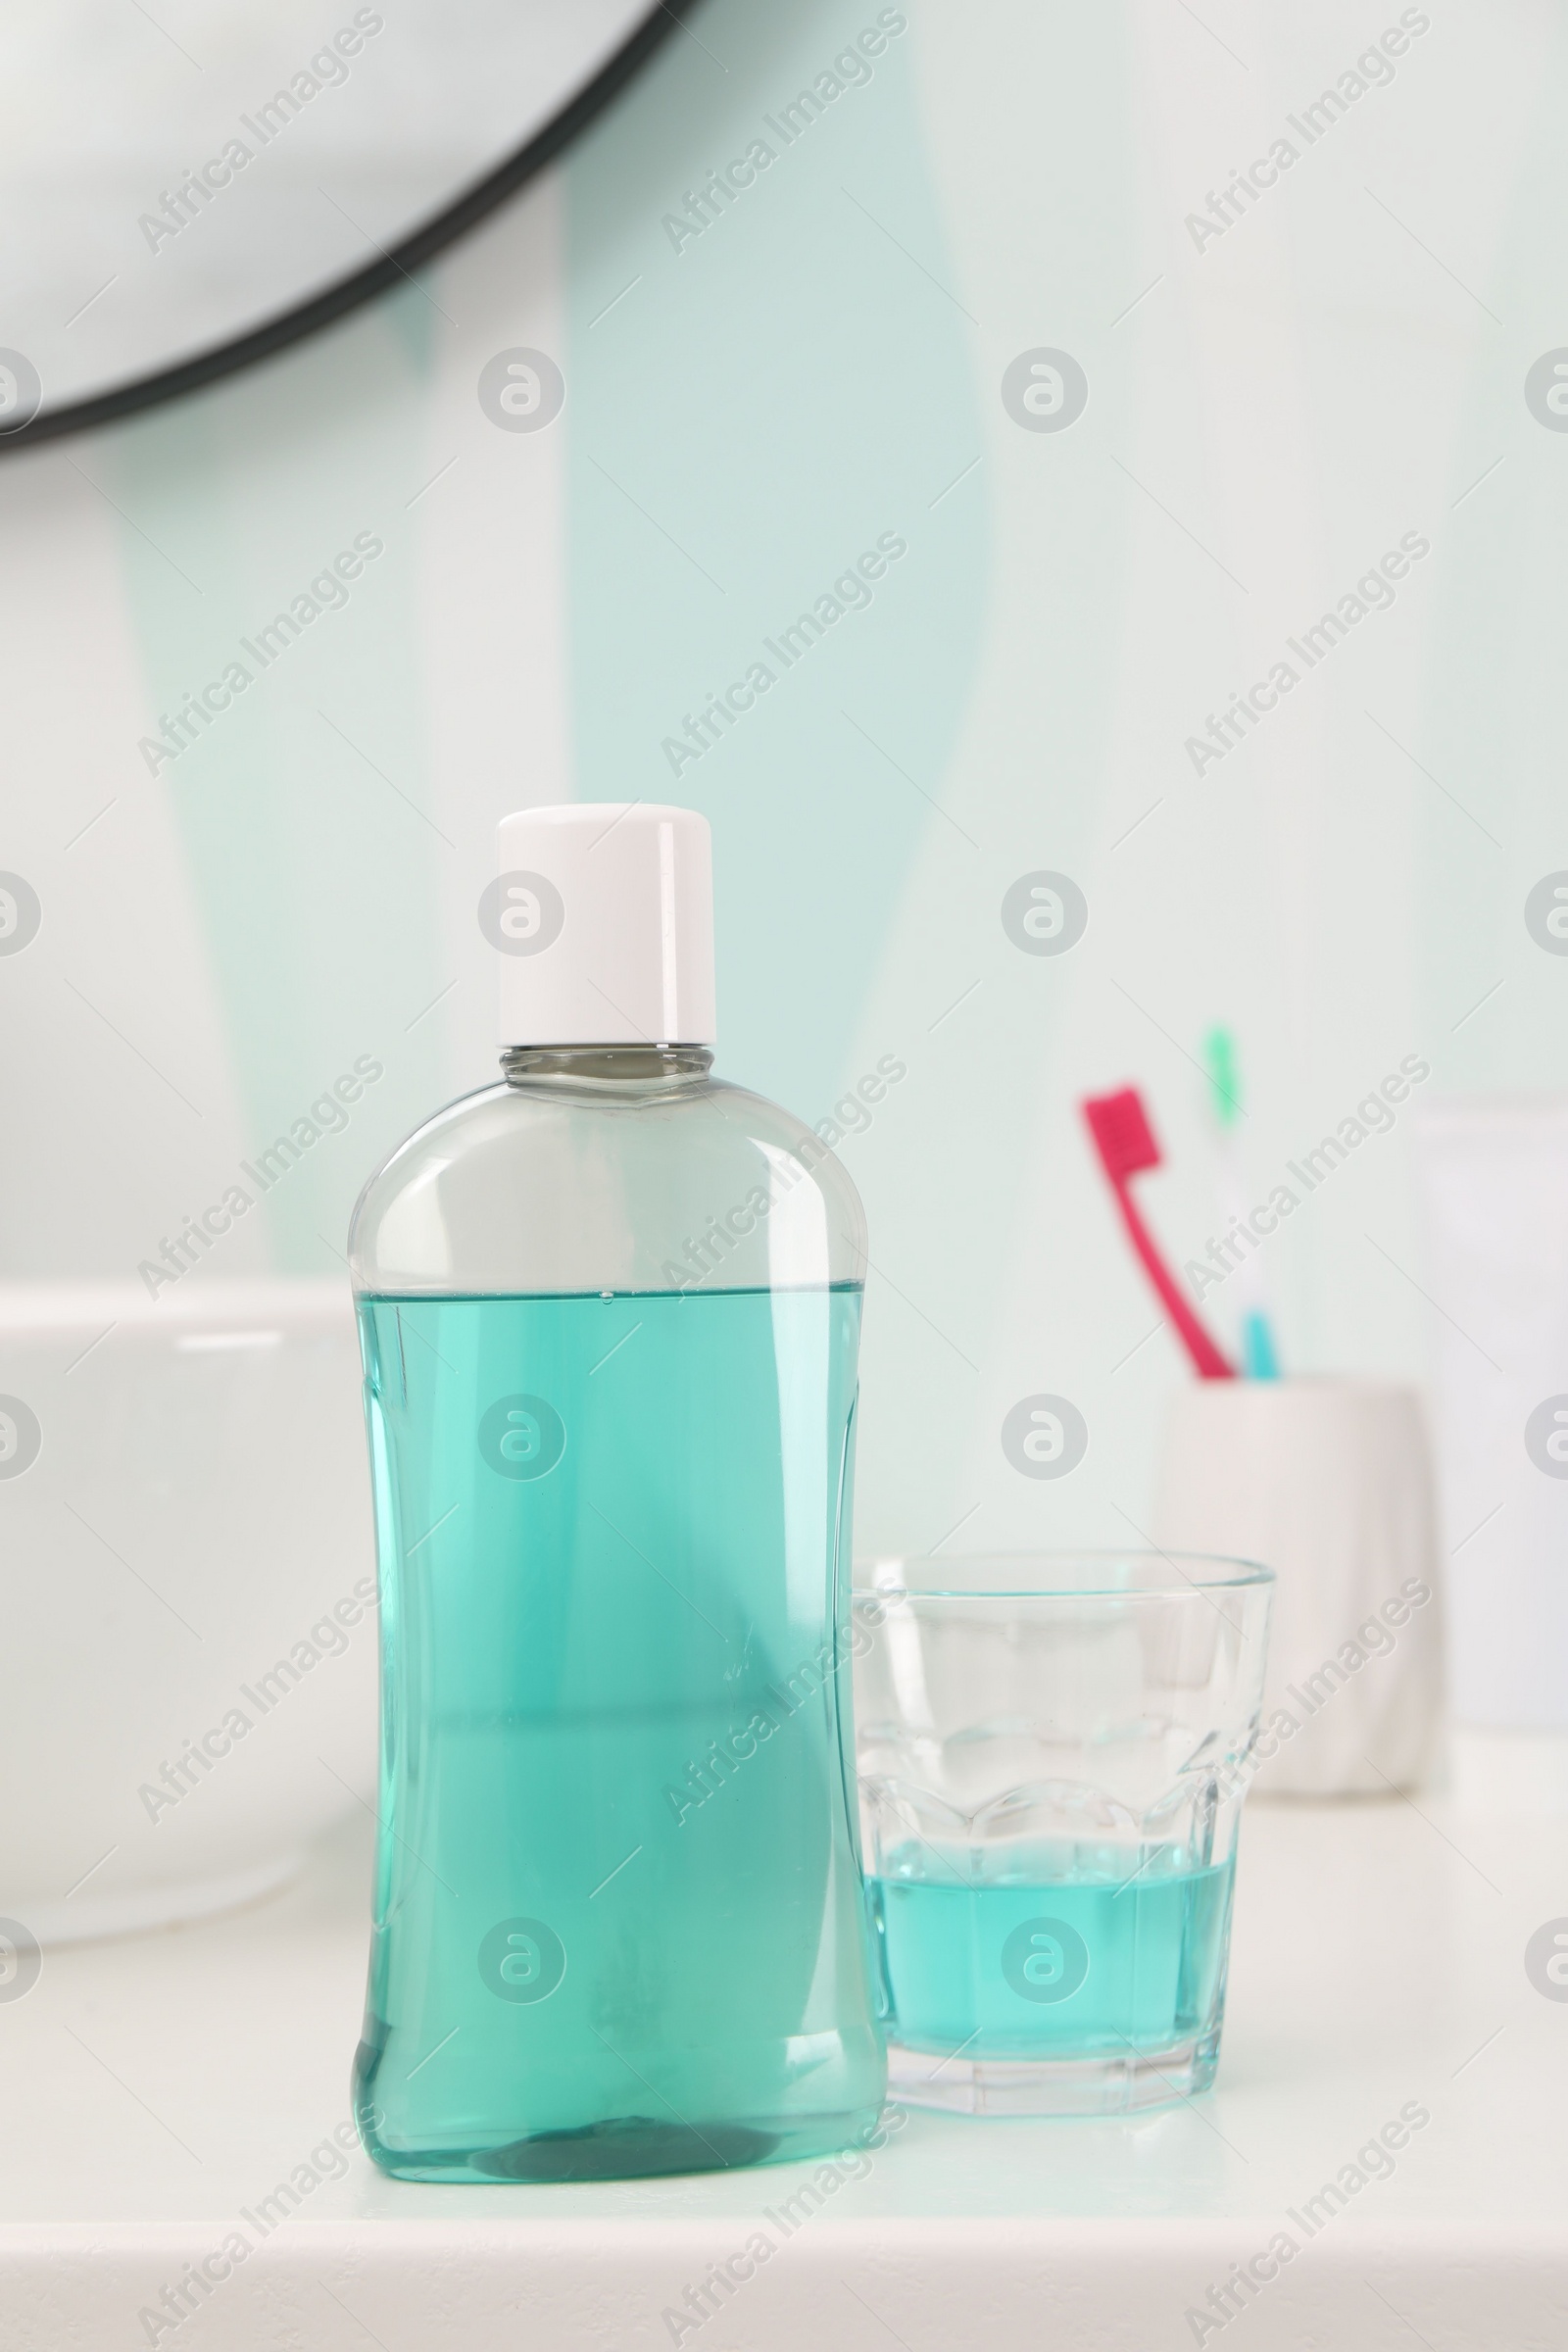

{"left": 4, "top": 1793, "right": 1565, "bottom": 2351}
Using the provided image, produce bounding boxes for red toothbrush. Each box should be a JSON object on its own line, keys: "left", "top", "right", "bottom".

{"left": 1081, "top": 1087, "right": 1235, "bottom": 1379}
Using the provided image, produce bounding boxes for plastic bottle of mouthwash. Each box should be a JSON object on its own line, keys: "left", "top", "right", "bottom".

{"left": 349, "top": 804, "right": 885, "bottom": 2182}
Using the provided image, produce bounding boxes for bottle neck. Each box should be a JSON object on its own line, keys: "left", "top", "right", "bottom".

{"left": 501, "top": 1043, "right": 713, "bottom": 1095}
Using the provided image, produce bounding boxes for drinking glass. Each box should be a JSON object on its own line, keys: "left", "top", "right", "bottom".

{"left": 854, "top": 1552, "right": 1273, "bottom": 2116}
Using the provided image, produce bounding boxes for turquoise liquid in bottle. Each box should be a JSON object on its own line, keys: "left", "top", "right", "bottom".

{"left": 353, "top": 1281, "right": 883, "bottom": 2181}
{"left": 349, "top": 799, "right": 887, "bottom": 2180}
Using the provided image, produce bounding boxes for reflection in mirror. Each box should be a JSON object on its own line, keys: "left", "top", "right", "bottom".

{"left": 0, "top": 0, "right": 669, "bottom": 438}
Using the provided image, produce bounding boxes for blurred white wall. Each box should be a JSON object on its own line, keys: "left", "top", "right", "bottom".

{"left": 3, "top": 0, "right": 1567, "bottom": 1719}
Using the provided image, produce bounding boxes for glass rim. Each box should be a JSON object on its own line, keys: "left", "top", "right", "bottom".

{"left": 853, "top": 1548, "right": 1274, "bottom": 1600}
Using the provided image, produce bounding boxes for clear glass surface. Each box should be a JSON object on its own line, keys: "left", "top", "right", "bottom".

{"left": 853, "top": 1552, "right": 1273, "bottom": 2117}
{"left": 5, "top": 0, "right": 659, "bottom": 421}
{"left": 348, "top": 1049, "right": 884, "bottom": 2181}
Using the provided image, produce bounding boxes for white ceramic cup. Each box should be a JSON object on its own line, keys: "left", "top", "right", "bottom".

{"left": 1152, "top": 1380, "right": 1444, "bottom": 1797}
{"left": 0, "top": 1277, "right": 375, "bottom": 1941}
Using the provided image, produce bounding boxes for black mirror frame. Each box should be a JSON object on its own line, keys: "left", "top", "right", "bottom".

{"left": 0, "top": 0, "right": 691, "bottom": 452}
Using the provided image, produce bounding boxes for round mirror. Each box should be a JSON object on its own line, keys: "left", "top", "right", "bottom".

{"left": 0, "top": 0, "right": 675, "bottom": 443}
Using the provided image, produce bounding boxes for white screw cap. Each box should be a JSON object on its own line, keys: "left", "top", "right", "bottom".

{"left": 487, "top": 804, "right": 716, "bottom": 1048}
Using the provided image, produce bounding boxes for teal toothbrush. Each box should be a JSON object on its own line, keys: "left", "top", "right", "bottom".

{"left": 1202, "top": 1026, "right": 1281, "bottom": 1380}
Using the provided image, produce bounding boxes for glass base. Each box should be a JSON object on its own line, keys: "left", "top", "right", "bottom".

{"left": 887, "top": 2028, "right": 1220, "bottom": 2117}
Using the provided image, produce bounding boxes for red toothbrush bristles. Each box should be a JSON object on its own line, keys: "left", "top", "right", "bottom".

{"left": 1081, "top": 1087, "right": 1159, "bottom": 1180}
{"left": 1081, "top": 1087, "right": 1235, "bottom": 1381}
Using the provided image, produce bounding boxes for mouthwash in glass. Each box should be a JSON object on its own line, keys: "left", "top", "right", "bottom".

{"left": 866, "top": 1842, "right": 1236, "bottom": 2060}
{"left": 348, "top": 803, "right": 885, "bottom": 2182}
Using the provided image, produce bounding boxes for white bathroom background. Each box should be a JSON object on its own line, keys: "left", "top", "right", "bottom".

{"left": 4, "top": 0, "right": 1567, "bottom": 1690}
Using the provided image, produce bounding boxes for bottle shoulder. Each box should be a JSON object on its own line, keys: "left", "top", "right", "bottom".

{"left": 349, "top": 1075, "right": 866, "bottom": 1296}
